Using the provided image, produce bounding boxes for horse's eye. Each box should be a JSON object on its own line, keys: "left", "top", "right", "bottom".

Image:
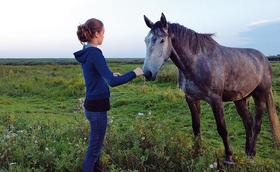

{"left": 160, "top": 39, "right": 164, "bottom": 43}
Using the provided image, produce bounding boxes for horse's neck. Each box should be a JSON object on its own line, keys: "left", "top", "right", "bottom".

{"left": 170, "top": 48, "right": 185, "bottom": 72}
{"left": 170, "top": 39, "right": 195, "bottom": 77}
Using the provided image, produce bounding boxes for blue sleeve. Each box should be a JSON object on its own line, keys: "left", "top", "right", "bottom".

{"left": 90, "top": 50, "right": 136, "bottom": 87}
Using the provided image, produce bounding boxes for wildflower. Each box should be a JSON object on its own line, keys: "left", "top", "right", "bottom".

{"left": 17, "top": 130, "right": 24, "bottom": 133}
{"left": 213, "top": 162, "right": 217, "bottom": 168}
{"left": 209, "top": 162, "right": 217, "bottom": 169}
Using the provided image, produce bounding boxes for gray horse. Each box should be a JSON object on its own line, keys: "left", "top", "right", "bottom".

{"left": 143, "top": 13, "right": 280, "bottom": 164}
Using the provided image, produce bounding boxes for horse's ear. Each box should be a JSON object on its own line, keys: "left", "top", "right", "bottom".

{"left": 160, "top": 13, "right": 167, "bottom": 28}
{"left": 144, "top": 15, "right": 154, "bottom": 28}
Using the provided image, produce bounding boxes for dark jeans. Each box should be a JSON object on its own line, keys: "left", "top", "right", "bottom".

{"left": 83, "top": 110, "right": 108, "bottom": 172}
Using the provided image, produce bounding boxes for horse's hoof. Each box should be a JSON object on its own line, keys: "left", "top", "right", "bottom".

{"left": 246, "top": 156, "right": 255, "bottom": 163}
{"left": 246, "top": 155, "right": 254, "bottom": 160}
{"left": 224, "top": 160, "right": 235, "bottom": 165}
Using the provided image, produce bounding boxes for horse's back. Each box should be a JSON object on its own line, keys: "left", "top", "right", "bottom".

{"left": 178, "top": 46, "right": 272, "bottom": 101}
{"left": 220, "top": 46, "right": 272, "bottom": 84}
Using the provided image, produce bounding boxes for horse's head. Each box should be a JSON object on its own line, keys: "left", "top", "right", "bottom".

{"left": 143, "top": 13, "right": 172, "bottom": 81}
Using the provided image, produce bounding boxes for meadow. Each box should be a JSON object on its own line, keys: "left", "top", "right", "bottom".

{"left": 0, "top": 59, "right": 280, "bottom": 171}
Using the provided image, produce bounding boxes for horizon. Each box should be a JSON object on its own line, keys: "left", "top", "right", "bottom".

{"left": 0, "top": 0, "right": 279, "bottom": 58}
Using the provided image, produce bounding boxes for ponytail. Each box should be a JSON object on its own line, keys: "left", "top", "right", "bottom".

{"left": 76, "top": 18, "right": 104, "bottom": 44}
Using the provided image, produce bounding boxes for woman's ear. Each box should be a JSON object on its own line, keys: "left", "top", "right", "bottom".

{"left": 94, "top": 32, "right": 99, "bottom": 38}
{"left": 95, "top": 29, "right": 104, "bottom": 38}
{"left": 95, "top": 31, "right": 103, "bottom": 39}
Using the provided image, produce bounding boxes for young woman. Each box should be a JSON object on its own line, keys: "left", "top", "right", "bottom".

{"left": 74, "top": 18, "right": 143, "bottom": 172}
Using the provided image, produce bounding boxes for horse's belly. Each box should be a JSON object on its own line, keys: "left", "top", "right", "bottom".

{"left": 222, "top": 90, "right": 251, "bottom": 101}
{"left": 222, "top": 81, "right": 259, "bottom": 101}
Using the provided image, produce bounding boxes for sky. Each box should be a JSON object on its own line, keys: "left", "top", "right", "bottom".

{"left": 0, "top": 0, "right": 279, "bottom": 58}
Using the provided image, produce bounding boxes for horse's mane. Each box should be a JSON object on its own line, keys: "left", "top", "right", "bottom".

{"left": 168, "top": 23, "right": 218, "bottom": 54}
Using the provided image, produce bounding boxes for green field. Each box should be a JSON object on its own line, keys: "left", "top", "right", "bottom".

{"left": 0, "top": 61, "right": 280, "bottom": 171}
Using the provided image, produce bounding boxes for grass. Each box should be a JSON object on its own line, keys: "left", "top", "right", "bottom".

{"left": 0, "top": 62, "right": 280, "bottom": 171}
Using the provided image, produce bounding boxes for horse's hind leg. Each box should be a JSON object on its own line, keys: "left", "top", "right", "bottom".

{"left": 250, "top": 90, "right": 267, "bottom": 156}
{"left": 209, "top": 98, "right": 233, "bottom": 164}
{"left": 185, "top": 95, "right": 201, "bottom": 136}
{"left": 234, "top": 98, "right": 253, "bottom": 157}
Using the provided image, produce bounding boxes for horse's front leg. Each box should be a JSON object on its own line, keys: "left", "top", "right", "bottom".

{"left": 185, "top": 95, "right": 201, "bottom": 137}
{"left": 209, "top": 97, "right": 234, "bottom": 164}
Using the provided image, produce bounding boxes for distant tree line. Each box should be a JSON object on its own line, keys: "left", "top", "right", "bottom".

{"left": 0, "top": 55, "right": 279, "bottom": 65}
{"left": 267, "top": 55, "right": 280, "bottom": 61}
{"left": 0, "top": 58, "right": 144, "bottom": 65}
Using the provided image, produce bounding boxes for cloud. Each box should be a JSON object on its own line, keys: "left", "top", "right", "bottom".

{"left": 248, "top": 17, "right": 280, "bottom": 27}
{"left": 239, "top": 21, "right": 280, "bottom": 55}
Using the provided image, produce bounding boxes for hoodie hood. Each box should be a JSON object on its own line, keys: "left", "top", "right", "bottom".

{"left": 74, "top": 49, "right": 88, "bottom": 63}
{"left": 74, "top": 44, "right": 96, "bottom": 63}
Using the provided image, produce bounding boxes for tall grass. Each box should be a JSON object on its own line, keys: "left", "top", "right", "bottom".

{"left": 0, "top": 62, "right": 280, "bottom": 171}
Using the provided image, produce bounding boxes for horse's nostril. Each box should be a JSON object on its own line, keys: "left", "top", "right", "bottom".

{"left": 147, "top": 71, "right": 152, "bottom": 78}
{"left": 144, "top": 71, "right": 152, "bottom": 80}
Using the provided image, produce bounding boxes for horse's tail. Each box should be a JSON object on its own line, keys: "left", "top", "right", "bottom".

{"left": 266, "top": 88, "right": 280, "bottom": 147}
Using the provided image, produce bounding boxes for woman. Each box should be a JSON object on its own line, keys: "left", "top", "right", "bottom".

{"left": 74, "top": 18, "right": 143, "bottom": 172}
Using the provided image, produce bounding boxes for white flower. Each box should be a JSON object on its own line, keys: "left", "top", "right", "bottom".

{"left": 4, "top": 132, "right": 17, "bottom": 139}
{"left": 209, "top": 162, "right": 217, "bottom": 169}
{"left": 213, "top": 162, "right": 217, "bottom": 168}
{"left": 45, "top": 147, "right": 49, "bottom": 151}
{"left": 138, "top": 112, "right": 144, "bottom": 116}
{"left": 17, "top": 130, "right": 24, "bottom": 133}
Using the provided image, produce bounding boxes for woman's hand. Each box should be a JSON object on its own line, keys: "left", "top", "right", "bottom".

{"left": 133, "top": 67, "right": 144, "bottom": 76}
{"left": 113, "top": 72, "right": 121, "bottom": 76}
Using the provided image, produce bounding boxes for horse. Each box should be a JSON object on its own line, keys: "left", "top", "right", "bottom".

{"left": 142, "top": 13, "right": 280, "bottom": 164}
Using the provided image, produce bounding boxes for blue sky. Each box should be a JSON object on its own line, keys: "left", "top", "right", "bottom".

{"left": 0, "top": 0, "right": 279, "bottom": 58}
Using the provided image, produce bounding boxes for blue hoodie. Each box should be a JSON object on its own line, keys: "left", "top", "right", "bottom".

{"left": 74, "top": 44, "right": 136, "bottom": 100}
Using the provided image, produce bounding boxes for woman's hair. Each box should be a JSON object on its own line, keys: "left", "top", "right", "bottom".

{"left": 77, "top": 18, "right": 104, "bottom": 44}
